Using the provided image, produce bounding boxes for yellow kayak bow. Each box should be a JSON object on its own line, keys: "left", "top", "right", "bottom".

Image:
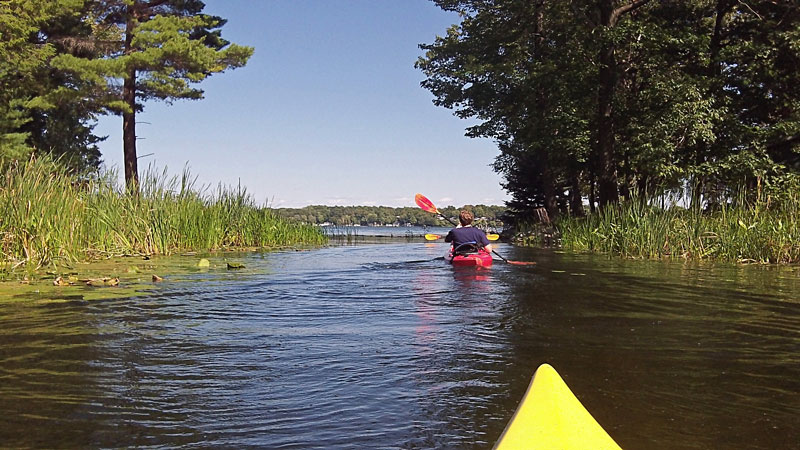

{"left": 494, "top": 363, "right": 622, "bottom": 450}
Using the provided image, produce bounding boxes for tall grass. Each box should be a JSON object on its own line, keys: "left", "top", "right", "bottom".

{"left": 0, "top": 156, "right": 326, "bottom": 270}
{"left": 555, "top": 193, "right": 800, "bottom": 264}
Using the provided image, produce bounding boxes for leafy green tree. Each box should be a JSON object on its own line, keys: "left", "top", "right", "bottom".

{"left": 603, "top": 1, "right": 717, "bottom": 201}
{"left": 0, "top": 0, "right": 103, "bottom": 170}
{"left": 417, "top": 1, "right": 595, "bottom": 217}
{"left": 24, "top": 4, "right": 107, "bottom": 172}
{"left": 52, "top": 0, "right": 253, "bottom": 188}
{"left": 0, "top": 0, "right": 71, "bottom": 161}
{"left": 712, "top": 1, "right": 800, "bottom": 198}
{"left": 636, "top": 1, "right": 800, "bottom": 204}
{"left": 23, "top": 103, "right": 104, "bottom": 172}
{"left": 590, "top": 0, "right": 654, "bottom": 206}
{"left": 420, "top": 0, "right": 800, "bottom": 217}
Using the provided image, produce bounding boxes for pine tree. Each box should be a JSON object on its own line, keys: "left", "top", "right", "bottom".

{"left": 0, "top": 0, "right": 80, "bottom": 162}
{"left": 52, "top": 0, "right": 253, "bottom": 188}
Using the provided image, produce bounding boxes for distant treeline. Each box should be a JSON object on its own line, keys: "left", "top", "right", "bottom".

{"left": 274, "top": 205, "right": 506, "bottom": 227}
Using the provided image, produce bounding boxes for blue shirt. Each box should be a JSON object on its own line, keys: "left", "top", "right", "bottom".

{"left": 444, "top": 226, "right": 490, "bottom": 248}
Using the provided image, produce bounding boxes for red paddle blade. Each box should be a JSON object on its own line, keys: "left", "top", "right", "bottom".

{"left": 507, "top": 260, "right": 537, "bottom": 266}
{"left": 415, "top": 193, "right": 439, "bottom": 214}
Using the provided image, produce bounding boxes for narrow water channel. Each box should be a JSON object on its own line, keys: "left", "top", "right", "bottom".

{"left": 1, "top": 242, "right": 798, "bottom": 448}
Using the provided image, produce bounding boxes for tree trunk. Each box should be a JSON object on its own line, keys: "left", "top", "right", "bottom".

{"left": 621, "top": 156, "right": 632, "bottom": 201}
{"left": 636, "top": 175, "right": 648, "bottom": 199}
{"left": 595, "top": 0, "right": 619, "bottom": 207}
{"left": 533, "top": 2, "right": 559, "bottom": 219}
{"left": 569, "top": 170, "right": 584, "bottom": 216}
{"left": 709, "top": 0, "right": 733, "bottom": 79}
{"left": 542, "top": 167, "right": 559, "bottom": 220}
{"left": 589, "top": 168, "right": 596, "bottom": 214}
{"left": 593, "top": 0, "right": 652, "bottom": 207}
{"left": 122, "top": 10, "right": 138, "bottom": 190}
{"left": 122, "top": 70, "right": 138, "bottom": 189}
{"left": 692, "top": 0, "right": 734, "bottom": 209}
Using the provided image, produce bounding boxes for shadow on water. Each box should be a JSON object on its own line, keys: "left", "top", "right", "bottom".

{"left": 0, "top": 243, "right": 797, "bottom": 448}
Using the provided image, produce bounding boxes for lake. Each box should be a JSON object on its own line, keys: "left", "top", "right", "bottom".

{"left": 0, "top": 240, "right": 798, "bottom": 448}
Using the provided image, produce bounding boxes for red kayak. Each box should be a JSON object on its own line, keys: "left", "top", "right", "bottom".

{"left": 446, "top": 249, "right": 493, "bottom": 267}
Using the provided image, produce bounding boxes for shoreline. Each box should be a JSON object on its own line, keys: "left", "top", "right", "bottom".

{"left": 512, "top": 199, "right": 800, "bottom": 265}
{"left": 0, "top": 247, "right": 321, "bottom": 301}
{"left": 0, "top": 157, "right": 327, "bottom": 273}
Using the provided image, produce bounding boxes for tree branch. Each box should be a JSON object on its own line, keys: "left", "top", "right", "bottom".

{"left": 737, "top": 0, "right": 762, "bottom": 20}
{"left": 134, "top": 0, "right": 171, "bottom": 19}
{"left": 610, "top": 0, "right": 653, "bottom": 26}
{"left": 767, "top": 134, "right": 800, "bottom": 151}
{"left": 144, "top": 0, "right": 171, "bottom": 8}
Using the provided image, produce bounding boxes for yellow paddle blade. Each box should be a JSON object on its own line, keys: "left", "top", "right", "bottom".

{"left": 495, "top": 364, "right": 621, "bottom": 450}
{"left": 424, "top": 234, "right": 441, "bottom": 241}
{"left": 486, "top": 233, "right": 500, "bottom": 241}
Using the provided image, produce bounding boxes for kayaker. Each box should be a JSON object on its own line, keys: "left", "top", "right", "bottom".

{"left": 445, "top": 210, "right": 493, "bottom": 255}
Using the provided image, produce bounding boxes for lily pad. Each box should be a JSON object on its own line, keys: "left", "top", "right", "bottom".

{"left": 86, "top": 277, "right": 119, "bottom": 287}
{"left": 53, "top": 276, "right": 71, "bottom": 286}
{"left": 197, "top": 258, "right": 210, "bottom": 268}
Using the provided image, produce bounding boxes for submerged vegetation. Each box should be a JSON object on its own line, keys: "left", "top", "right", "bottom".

{"left": 554, "top": 193, "right": 800, "bottom": 264}
{"left": 0, "top": 157, "right": 326, "bottom": 272}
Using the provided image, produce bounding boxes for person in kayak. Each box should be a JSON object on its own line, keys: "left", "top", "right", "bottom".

{"left": 445, "top": 210, "right": 493, "bottom": 255}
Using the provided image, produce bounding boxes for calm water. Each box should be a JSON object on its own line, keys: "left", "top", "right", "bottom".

{"left": 1, "top": 242, "right": 798, "bottom": 449}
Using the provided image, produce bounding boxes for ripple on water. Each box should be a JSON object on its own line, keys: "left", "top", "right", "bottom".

{"left": 0, "top": 245, "right": 798, "bottom": 449}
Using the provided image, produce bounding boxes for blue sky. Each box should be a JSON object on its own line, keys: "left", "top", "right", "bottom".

{"left": 94, "top": 0, "right": 509, "bottom": 208}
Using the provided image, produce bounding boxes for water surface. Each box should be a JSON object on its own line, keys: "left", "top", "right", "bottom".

{"left": 0, "top": 243, "right": 798, "bottom": 448}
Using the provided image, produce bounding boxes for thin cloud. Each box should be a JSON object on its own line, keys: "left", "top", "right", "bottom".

{"left": 393, "top": 196, "right": 412, "bottom": 206}
{"left": 325, "top": 197, "right": 350, "bottom": 205}
{"left": 479, "top": 197, "right": 503, "bottom": 205}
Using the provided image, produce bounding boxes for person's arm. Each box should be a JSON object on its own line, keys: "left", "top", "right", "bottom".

{"left": 444, "top": 230, "right": 454, "bottom": 243}
{"left": 478, "top": 230, "right": 492, "bottom": 252}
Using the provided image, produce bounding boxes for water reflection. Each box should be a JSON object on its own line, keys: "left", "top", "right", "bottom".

{"left": 498, "top": 248, "right": 800, "bottom": 449}
{"left": 0, "top": 244, "right": 797, "bottom": 448}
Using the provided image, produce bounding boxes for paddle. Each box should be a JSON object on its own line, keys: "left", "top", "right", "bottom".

{"left": 415, "top": 193, "right": 456, "bottom": 226}
{"left": 487, "top": 249, "right": 536, "bottom": 266}
{"left": 415, "top": 193, "right": 536, "bottom": 266}
{"left": 425, "top": 233, "right": 499, "bottom": 241}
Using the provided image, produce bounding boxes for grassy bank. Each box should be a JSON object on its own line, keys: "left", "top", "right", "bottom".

{"left": 553, "top": 195, "right": 800, "bottom": 264}
{"left": 0, "top": 157, "right": 326, "bottom": 271}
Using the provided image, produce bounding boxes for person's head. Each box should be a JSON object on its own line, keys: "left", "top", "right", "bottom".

{"left": 458, "top": 210, "right": 474, "bottom": 226}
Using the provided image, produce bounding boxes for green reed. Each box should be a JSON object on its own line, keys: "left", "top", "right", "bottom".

{"left": 554, "top": 193, "right": 800, "bottom": 264}
{"left": 0, "top": 157, "right": 326, "bottom": 270}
